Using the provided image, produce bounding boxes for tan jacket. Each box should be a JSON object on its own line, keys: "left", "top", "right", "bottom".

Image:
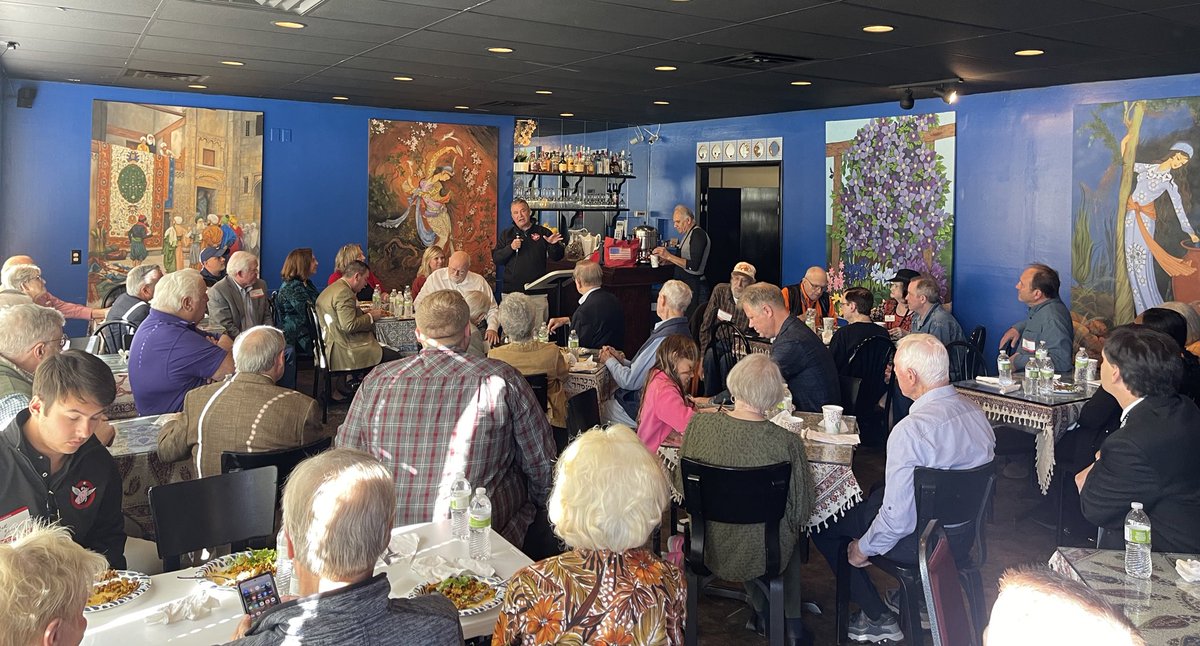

{"left": 157, "top": 372, "right": 329, "bottom": 477}
{"left": 315, "top": 279, "right": 382, "bottom": 371}
{"left": 488, "top": 341, "right": 568, "bottom": 427}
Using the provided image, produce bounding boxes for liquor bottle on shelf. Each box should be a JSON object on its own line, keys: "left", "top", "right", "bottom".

{"left": 558, "top": 151, "right": 568, "bottom": 173}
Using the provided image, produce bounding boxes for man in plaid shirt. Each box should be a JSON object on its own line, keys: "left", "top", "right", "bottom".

{"left": 337, "top": 289, "right": 555, "bottom": 549}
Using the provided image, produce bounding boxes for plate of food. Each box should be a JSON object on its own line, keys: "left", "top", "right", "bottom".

{"left": 86, "top": 569, "right": 151, "bottom": 613}
{"left": 407, "top": 574, "right": 505, "bottom": 616}
{"left": 1051, "top": 380, "right": 1080, "bottom": 394}
{"left": 197, "top": 548, "right": 276, "bottom": 588}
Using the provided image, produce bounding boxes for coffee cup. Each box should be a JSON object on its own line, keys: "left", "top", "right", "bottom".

{"left": 1087, "top": 358, "right": 1099, "bottom": 381}
{"left": 649, "top": 255, "right": 660, "bottom": 268}
{"left": 822, "top": 404, "right": 844, "bottom": 433}
{"left": 822, "top": 317, "right": 836, "bottom": 332}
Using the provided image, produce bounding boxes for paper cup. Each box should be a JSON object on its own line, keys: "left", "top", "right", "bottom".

{"left": 822, "top": 404, "right": 843, "bottom": 433}
{"left": 822, "top": 317, "right": 835, "bottom": 331}
{"left": 1087, "top": 358, "right": 1098, "bottom": 381}
{"left": 649, "top": 255, "right": 660, "bottom": 268}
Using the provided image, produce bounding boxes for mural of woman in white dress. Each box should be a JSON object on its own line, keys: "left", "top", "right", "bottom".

{"left": 1124, "top": 142, "right": 1200, "bottom": 313}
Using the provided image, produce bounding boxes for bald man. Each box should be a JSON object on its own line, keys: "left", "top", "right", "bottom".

{"left": 414, "top": 251, "right": 501, "bottom": 346}
{"left": 782, "top": 266, "right": 832, "bottom": 321}
{"left": 3, "top": 255, "right": 108, "bottom": 321}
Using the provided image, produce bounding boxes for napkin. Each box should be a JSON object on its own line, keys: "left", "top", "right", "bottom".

{"left": 974, "top": 376, "right": 1021, "bottom": 394}
{"left": 1176, "top": 559, "right": 1200, "bottom": 582}
{"left": 570, "top": 360, "right": 599, "bottom": 373}
{"left": 389, "top": 532, "right": 419, "bottom": 558}
{"left": 143, "top": 589, "right": 221, "bottom": 625}
{"left": 801, "top": 429, "right": 861, "bottom": 445}
{"left": 410, "top": 554, "right": 495, "bottom": 580}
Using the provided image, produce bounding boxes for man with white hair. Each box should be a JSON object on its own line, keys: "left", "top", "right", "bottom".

{"left": 207, "top": 251, "right": 270, "bottom": 339}
{"left": 740, "top": 282, "right": 839, "bottom": 413}
{"left": 129, "top": 269, "right": 234, "bottom": 414}
{"left": 782, "top": 266, "right": 833, "bottom": 321}
{"left": 100, "top": 263, "right": 162, "bottom": 352}
{"left": 0, "top": 263, "right": 36, "bottom": 308}
{"left": 414, "top": 251, "right": 500, "bottom": 345}
{"left": 812, "top": 334, "right": 995, "bottom": 643}
{"left": 157, "top": 326, "right": 327, "bottom": 477}
{"left": 0, "top": 304, "right": 67, "bottom": 421}
{"left": 2, "top": 255, "right": 108, "bottom": 321}
{"left": 599, "top": 279, "right": 692, "bottom": 426}
{"left": 0, "top": 521, "right": 110, "bottom": 646}
{"left": 338, "top": 290, "right": 555, "bottom": 556}
{"left": 227, "top": 448, "right": 461, "bottom": 644}
{"left": 652, "top": 205, "right": 711, "bottom": 315}
{"left": 545, "top": 259, "right": 625, "bottom": 349}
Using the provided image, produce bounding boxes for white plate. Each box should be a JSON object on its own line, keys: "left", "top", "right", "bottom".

{"left": 407, "top": 574, "right": 506, "bottom": 616}
{"left": 196, "top": 550, "right": 276, "bottom": 589}
{"left": 86, "top": 570, "right": 151, "bottom": 613}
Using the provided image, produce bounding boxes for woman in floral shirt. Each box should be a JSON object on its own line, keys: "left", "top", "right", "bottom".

{"left": 493, "top": 425, "right": 685, "bottom": 645}
{"left": 275, "top": 248, "right": 320, "bottom": 357}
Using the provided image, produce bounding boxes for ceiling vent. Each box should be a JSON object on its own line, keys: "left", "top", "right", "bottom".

{"left": 477, "top": 99, "right": 545, "bottom": 109}
{"left": 123, "top": 69, "right": 210, "bottom": 84}
{"left": 180, "top": 0, "right": 331, "bottom": 16}
{"left": 702, "top": 51, "right": 814, "bottom": 69}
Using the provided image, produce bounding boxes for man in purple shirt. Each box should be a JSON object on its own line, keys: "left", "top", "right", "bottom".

{"left": 129, "top": 269, "right": 234, "bottom": 414}
{"left": 812, "top": 333, "right": 995, "bottom": 643}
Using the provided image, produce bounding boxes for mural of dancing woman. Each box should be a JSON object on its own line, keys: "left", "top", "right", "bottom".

{"left": 1124, "top": 142, "right": 1200, "bottom": 313}
{"left": 376, "top": 143, "right": 462, "bottom": 253}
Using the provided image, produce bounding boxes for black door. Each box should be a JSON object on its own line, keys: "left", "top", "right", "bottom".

{"left": 698, "top": 165, "right": 782, "bottom": 286}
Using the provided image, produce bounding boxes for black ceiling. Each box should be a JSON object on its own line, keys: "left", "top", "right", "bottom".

{"left": 3, "top": 0, "right": 1200, "bottom": 125}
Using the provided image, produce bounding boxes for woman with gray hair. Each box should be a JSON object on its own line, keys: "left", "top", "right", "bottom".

{"left": 674, "top": 353, "right": 815, "bottom": 643}
{"left": 488, "top": 293, "right": 567, "bottom": 427}
{"left": 493, "top": 425, "right": 685, "bottom": 645}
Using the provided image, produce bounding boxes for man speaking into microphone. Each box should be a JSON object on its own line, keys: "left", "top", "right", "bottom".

{"left": 492, "top": 198, "right": 565, "bottom": 326}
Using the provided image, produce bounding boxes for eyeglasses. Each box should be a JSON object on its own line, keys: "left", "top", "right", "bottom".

{"left": 804, "top": 277, "right": 828, "bottom": 293}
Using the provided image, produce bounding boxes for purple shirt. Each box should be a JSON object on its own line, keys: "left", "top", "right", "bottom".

{"left": 128, "top": 309, "right": 228, "bottom": 415}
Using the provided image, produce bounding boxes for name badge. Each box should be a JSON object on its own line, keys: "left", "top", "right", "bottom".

{"left": 717, "top": 309, "right": 733, "bottom": 322}
{"left": 0, "top": 507, "right": 31, "bottom": 543}
{"left": 884, "top": 314, "right": 896, "bottom": 323}
{"left": 250, "top": 288, "right": 265, "bottom": 298}
{"left": 1021, "top": 337, "right": 1036, "bottom": 353}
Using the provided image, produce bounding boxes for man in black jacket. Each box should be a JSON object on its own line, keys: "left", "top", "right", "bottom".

{"left": 492, "top": 199, "right": 564, "bottom": 326}
{"left": 0, "top": 350, "right": 126, "bottom": 567}
{"left": 741, "top": 282, "right": 839, "bottom": 413}
{"left": 1077, "top": 326, "right": 1200, "bottom": 553}
{"left": 546, "top": 259, "right": 624, "bottom": 349}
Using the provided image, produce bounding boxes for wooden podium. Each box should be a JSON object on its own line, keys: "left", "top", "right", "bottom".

{"left": 548, "top": 260, "right": 675, "bottom": 356}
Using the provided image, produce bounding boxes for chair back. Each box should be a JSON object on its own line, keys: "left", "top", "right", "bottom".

{"left": 220, "top": 436, "right": 334, "bottom": 510}
{"left": 681, "top": 458, "right": 791, "bottom": 577}
{"left": 149, "top": 466, "right": 279, "bottom": 571}
{"left": 306, "top": 303, "right": 330, "bottom": 371}
{"left": 913, "top": 462, "right": 995, "bottom": 568}
{"left": 689, "top": 300, "right": 708, "bottom": 342}
{"left": 840, "top": 375, "right": 862, "bottom": 410}
{"left": 269, "top": 290, "right": 283, "bottom": 328}
{"left": 90, "top": 320, "right": 137, "bottom": 354}
{"left": 919, "top": 520, "right": 977, "bottom": 646}
{"left": 712, "top": 321, "right": 751, "bottom": 360}
{"left": 101, "top": 286, "right": 125, "bottom": 308}
{"left": 523, "top": 373, "right": 549, "bottom": 412}
{"left": 566, "top": 388, "right": 601, "bottom": 438}
{"left": 845, "top": 335, "right": 895, "bottom": 440}
{"left": 968, "top": 326, "right": 987, "bottom": 355}
{"left": 946, "top": 340, "right": 987, "bottom": 383}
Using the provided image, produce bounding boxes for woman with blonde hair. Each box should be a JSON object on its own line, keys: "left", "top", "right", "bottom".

{"left": 411, "top": 245, "right": 445, "bottom": 299}
{"left": 493, "top": 425, "right": 685, "bottom": 645}
{"left": 326, "top": 243, "right": 383, "bottom": 300}
{"left": 637, "top": 333, "right": 704, "bottom": 451}
{"left": 276, "top": 247, "right": 320, "bottom": 356}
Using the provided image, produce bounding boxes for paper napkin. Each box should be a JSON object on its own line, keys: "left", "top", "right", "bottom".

{"left": 144, "top": 589, "right": 221, "bottom": 625}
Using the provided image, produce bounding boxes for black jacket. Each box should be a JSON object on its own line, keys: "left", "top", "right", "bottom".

{"left": 0, "top": 410, "right": 127, "bottom": 567}
{"left": 571, "top": 289, "right": 625, "bottom": 350}
{"left": 1080, "top": 394, "right": 1200, "bottom": 553}
{"left": 492, "top": 224, "right": 565, "bottom": 294}
{"left": 773, "top": 317, "right": 840, "bottom": 413}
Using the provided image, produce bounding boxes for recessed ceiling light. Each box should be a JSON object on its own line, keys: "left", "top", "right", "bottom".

{"left": 392, "top": 75, "right": 413, "bottom": 81}
{"left": 654, "top": 65, "right": 678, "bottom": 71}
{"left": 535, "top": 90, "right": 553, "bottom": 95}
{"left": 862, "top": 24, "right": 894, "bottom": 33}
{"left": 559, "top": 112, "right": 575, "bottom": 117}
{"left": 272, "top": 20, "right": 306, "bottom": 29}
{"left": 1014, "top": 49, "right": 1045, "bottom": 56}
{"left": 221, "top": 60, "right": 244, "bottom": 66}
{"left": 487, "top": 47, "right": 514, "bottom": 53}
{"left": 454, "top": 105, "right": 470, "bottom": 110}
{"left": 332, "top": 95, "right": 349, "bottom": 101}
{"left": 188, "top": 84, "right": 207, "bottom": 89}
{"left": 653, "top": 100, "right": 670, "bottom": 105}
{"left": 790, "top": 80, "right": 812, "bottom": 86}
{"left": 66, "top": 78, "right": 81, "bottom": 82}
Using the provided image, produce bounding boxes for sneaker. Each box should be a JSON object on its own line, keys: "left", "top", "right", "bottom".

{"left": 847, "top": 610, "right": 904, "bottom": 643}
{"left": 883, "top": 588, "right": 930, "bottom": 630}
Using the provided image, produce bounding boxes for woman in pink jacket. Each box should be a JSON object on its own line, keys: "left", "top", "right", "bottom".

{"left": 637, "top": 334, "right": 705, "bottom": 451}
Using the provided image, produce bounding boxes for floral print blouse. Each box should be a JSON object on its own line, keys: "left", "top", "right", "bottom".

{"left": 492, "top": 548, "right": 686, "bottom": 646}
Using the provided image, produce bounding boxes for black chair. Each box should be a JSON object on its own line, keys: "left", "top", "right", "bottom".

{"left": 306, "top": 303, "right": 362, "bottom": 423}
{"left": 220, "top": 436, "right": 334, "bottom": 527}
{"left": 708, "top": 320, "right": 751, "bottom": 394}
{"left": 269, "top": 290, "right": 283, "bottom": 329}
{"left": 90, "top": 319, "right": 137, "bottom": 354}
{"left": 844, "top": 335, "right": 895, "bottom": 444}
{"left": 523, "top": 373, "right": 549, "bottom": 412}
{"left": 946, "top": 340, "right": 988, "bottom": 383}
{"left": 148, "top": 466, "right": 279, "bottom": 572}
{"left": 101, "top": 286, "right": 126, "bottom": 308}
{"left": 689, "top": 300, "right": 708, "bottom": 343}
{"left": 681, "top": 458, "right": 792, "bottom": 646}
{"left": 561, "top": 388, "right": 601, "bottom": 452}
{"left": 968, "top": 326, "right": 987, "bottom": 356}
{"left": 919, "top": 520, "right": 978, "bottom": 646}
{"left": 836, "top": 462, "right": 995, "bottom": 646}
{"left": 839, "top": 375, "right": 862, "bottom": 411}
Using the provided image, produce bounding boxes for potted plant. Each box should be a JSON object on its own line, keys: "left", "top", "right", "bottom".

{"left": 513, "top": 151, "right": 529, "bottom": 173}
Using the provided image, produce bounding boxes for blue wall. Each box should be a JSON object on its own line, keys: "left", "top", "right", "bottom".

{"left": 0, "top": 81, "right": 515, "bottom": 332}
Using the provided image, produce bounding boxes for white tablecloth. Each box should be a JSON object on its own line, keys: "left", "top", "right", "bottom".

{"left": 82, "top": 520, "right": 532, "bottom": 644}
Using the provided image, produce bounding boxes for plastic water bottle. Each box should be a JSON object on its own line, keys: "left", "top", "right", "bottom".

{"left": 371, "top": 289, "right": 381, "bottom": 310}
{"left": 1125, "top": 502, "right": 1152, "bottom": 579}
{"left": 403, "top": 288, "right": 413, "bottom": 318}
{"left": 998, "top": 353, "right": 1013, "bottom": 386}
{"left": 1023, "top": 357, "right": 1038, "bottom": 395}
{"left": 468, "top": 487, "right": 492, "bottom": 560}
{"left": 805, "top": 308, "right": 817, "bottom": 332}
{"left": 1035, "top": 339, "right": 1049, "bottom": 362}
{"left": 568, "top": 329, "right": 580, "bottom": 352}
{"left": 1074, "top": 347, "right": 1089, "bottom": 386}
{"left": 275, "top": 528, "right": 294, "bottom": 595}
{"left": 449, "top": 472, "right": 471, "bottom": 541}
{"left": 537, "top": 324, "right": 549, "bottom": 343}
{"left": 1039, "top": 359, "right": 1056, "bottom": 395}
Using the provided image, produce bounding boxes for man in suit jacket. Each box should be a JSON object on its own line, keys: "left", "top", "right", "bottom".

{"left": 546, "top": 259, "right": 624, "bottom": 349}
{"left": 157, "top": 326, "right": 330, "bottom": 477}
{"left": 207, "top": 251, "right": 270, "bottom": 338}
{"left": 314, "top": 261, "right": 390, "bottom": 372}
{"left": 1078, "top": 326, "right": 1200, "bottom": 553}
{"left": 742, "top": 282, "right": 839, "bottom": 413}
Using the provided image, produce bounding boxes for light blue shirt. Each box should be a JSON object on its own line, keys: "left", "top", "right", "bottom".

{"left": 858, "top": 385, "right": 995, "bottom": 556}
{"left": 605, "top": 319, "right": 673, "bottom": 391}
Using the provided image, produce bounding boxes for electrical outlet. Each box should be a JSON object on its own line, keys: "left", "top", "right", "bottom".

{"left": 71, "top": 250, "right": 82, "bottom": 265}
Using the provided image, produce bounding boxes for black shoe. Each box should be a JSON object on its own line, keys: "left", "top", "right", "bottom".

{"left": 745, "top": 612, "right": 812, "bottom": 646}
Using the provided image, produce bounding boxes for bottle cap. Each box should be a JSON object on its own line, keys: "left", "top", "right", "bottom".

{"left": 1131, "top": 502, "right": 1143, "bottom": 510}
{"left": 476, "top": 487, "right": 486, "bottom": 494}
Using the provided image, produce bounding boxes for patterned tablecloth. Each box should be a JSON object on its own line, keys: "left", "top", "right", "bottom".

{"left": 563, "top": 359, "right": 615, "bottom": 409}
{"left": 658, "top": 411, "right": 863, "bottom": 533}
{"left": 1050, "top": 547, "right": 1200, "bottom": 644}
{"left": 96, "top": 354, "right": 139, "bottom": 420}
{"left": 108, "top": 414, "right": 194, "bottom": 540}
{"left": 374, "top": 317, "right": 420, "bottom": 355}
{"left": 954, "top": 378, "right": 1093, "bottom": 494}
